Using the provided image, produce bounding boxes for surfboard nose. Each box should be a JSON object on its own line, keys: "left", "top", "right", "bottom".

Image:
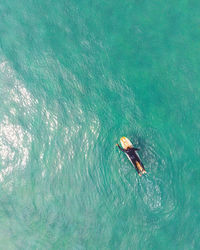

{"left": 120, "top": 136, "right": 126, "bottom": 142}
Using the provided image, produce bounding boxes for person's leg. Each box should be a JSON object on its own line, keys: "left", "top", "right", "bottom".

{"left": 135, "top": 161, "right": 143, "bottom": 172}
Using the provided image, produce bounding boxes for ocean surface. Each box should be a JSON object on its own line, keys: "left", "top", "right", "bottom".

{"left": 0, "top": 0, "right": 200, "bottom": 249}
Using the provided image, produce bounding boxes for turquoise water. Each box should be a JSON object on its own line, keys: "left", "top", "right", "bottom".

{"left": 0, "top": 0, "right": 200, "bottom": 249}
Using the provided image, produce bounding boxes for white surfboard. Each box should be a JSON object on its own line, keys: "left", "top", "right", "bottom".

{"left": 120, "top": 136, "right": 133, "bottom": 150}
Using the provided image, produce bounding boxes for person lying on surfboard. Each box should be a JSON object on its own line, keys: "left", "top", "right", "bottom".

{"left": 116, "top": 137, "right": 146, "bottom": 176}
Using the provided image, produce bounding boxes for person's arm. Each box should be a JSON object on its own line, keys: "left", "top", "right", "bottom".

{"left": 116, "top": 144, "right": 127, "bottom": 152}
{"left": 133, "top": 147, "right": 139, "bottom": 151}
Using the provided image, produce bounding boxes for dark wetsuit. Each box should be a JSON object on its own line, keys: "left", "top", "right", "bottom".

{"left": 117, "top": 145, "right": 145, "bottom": 174}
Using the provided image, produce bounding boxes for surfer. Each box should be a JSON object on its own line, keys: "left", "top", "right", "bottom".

{"left": 116, "top": 143, "right": 146, "bottom": 176}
